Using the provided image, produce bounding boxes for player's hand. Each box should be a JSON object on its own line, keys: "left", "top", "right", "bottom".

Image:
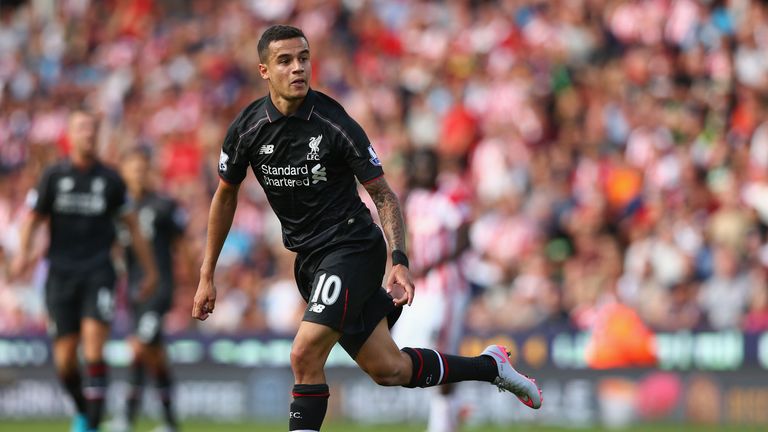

{"left": 386, "top": 264, "right": 414, "bottom": 307}
{"left": 192, "top": 278, "right": 217, "bottom": 321}
{"left": 137, "top": 270, "right": 158, "bottom": 302}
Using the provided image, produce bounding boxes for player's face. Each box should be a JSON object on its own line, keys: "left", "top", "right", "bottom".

{"left": 68, "top": 112, "right": 98, "bottom": 159}
{"left": 259, "top": 37, "right": 311, "bottom": 101}
{"left": 122, "top": 154, "right": 150, "bottom": 191}
{"left": 410, "top": 152, "right": 439, "bottom": 189}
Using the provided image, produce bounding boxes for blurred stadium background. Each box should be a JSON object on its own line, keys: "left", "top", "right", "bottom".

{"left": 2, "top": 0, "right": 768, "bottom": 430}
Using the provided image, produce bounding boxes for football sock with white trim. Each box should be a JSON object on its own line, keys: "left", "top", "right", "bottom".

{"left": 401, "top": 348, "right": 497, "bottom": 388}
{"left": 84, "top": 361, "right": 108, "bottom": 429}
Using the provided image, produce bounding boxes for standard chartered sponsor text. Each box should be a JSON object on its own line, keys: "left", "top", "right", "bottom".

{"left": 264, "top": 176, "right": 312, "bottom": 187}
{"left": 262, "top": 164, "right": 313, "bottom": 187}
{"left": 53, "top": 193, "right": 106, "bottom": 214}
{"left": 262, "top": 164, "right": 309, "bottom": 176}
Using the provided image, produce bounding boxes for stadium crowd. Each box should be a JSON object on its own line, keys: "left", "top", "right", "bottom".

{"left": 2, "top": 0, "right": 768, "bottom": 337}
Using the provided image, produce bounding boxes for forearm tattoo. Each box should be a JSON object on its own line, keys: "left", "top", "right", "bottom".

{"left": 364, "top": 177, "right": 407, "bottom": 253}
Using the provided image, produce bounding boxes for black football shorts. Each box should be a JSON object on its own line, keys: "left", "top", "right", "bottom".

{"left": 45, "top": 264, "right": 117, "bottom": 338}
{"left": 294, "top": 216, "right": 401, "bottom": 358}
{"left": 129, "top": 282, "right": 173, "bottom": 345}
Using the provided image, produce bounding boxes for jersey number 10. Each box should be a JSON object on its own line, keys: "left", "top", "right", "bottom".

{"left": 311, "top": 273, "right": 342, "bottom": 306}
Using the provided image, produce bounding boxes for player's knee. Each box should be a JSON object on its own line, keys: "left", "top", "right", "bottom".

{"left": 290, "top": 344, "right": 322, "bottom": 376}
{"left": 53, "top": 341, "right": 79, "bottom": 372}
{"left": 364, "top": 356, "right": 408, "bottom": 386}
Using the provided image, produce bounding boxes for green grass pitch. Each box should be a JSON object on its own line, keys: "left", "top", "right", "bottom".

{"left": 0, "top": 420, "right": 763, "bottom": 432}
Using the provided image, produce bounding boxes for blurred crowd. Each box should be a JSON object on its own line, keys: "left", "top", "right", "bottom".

{"left": 2, "top": 0, "right": 768, "bottom": 337}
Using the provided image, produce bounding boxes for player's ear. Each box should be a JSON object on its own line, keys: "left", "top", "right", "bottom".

{"left": 258, "top": 63, "right": 269, "bottom": 80}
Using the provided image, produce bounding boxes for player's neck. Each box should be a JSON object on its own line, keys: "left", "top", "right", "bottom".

{"left": 270, "top": 92, "right": 304, "bottom": 117}
{"left": 129, "top": 186, "right": 148, "bottom": 200}
{"left": 71, "top": 153, "right": 96, "bottom": 170}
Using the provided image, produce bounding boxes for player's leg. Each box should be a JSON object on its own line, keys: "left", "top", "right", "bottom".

{"left": 128, "top": 303, "right": 178, "bottom": 432}
{"left": 81, "top": 317, "right": 110, "bottom": 431}
{"left": 45, "top": 271, "right": 88, "bottom": 432}
{"left": 355, "top": 319, "right": 543, "bottom": 409}
{"left": 81, "top": 266, "right": 117, "bottom": 431}
{"left": 430, "top": 384, "right": 461, "bottom": 432}
{"left": 118, "top": 336, "right": 146, "bottom": 431}
{"left": 143, "top": 342, "right": 178, "bottom": 431}
{"left": 107, "top": 335, "right": 145, "bottom": 432}
{"left": 290, "top": 234, "right": 383, "bottom": 432}
{"left": 392, "top": 286, "right": 454, "bottom": 430}
{"left": 428, "top": 280, "right": 471, "bottom": 432}
{"left": 392, "top": 286, "right": 461, "bottom": 431}
{"left": 52, "top": 334, "right": 89, "bottom": 432}
{"left": 289, "top": 320, "right": 341, "bottom": 431}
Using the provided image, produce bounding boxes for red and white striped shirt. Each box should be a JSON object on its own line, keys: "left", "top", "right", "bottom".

{"left": 405, "top": 179, "right": 472, "bottom": 295}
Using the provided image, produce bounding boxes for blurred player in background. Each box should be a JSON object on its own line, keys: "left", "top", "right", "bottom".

{"left": 11, "top": 110, "right": 158, "bottom": 432}
{"left": 110, "top": 148, "right": 194, "bottom": 432}
{"left": 192, "top": 25, "right": 542, "bottom": 432}
{"left": 393, "top": 148, "right": 473, "bottom": 432}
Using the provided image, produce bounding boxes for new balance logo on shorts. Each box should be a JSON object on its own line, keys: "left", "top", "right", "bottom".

{"left": 309, "top": 303, "right": 326, "bottom": 313}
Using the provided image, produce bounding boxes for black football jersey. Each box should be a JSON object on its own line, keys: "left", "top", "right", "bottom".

{"left": 218, "top": 89, "right": 385, "bottom": 253}
{"left": 121, "top": 192, "right": 187, "bottom": 292}
{"left": 31, "top": 160, "right": 128, "bottom": 270}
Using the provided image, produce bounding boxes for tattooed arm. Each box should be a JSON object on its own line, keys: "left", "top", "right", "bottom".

{"left": 364, "top": 176, "right": 407, "bottom": 253}
{"left": 364, "top": 176, "right": 414, "bottom": 306}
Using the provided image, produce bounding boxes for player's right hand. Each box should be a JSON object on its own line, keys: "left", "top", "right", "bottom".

{"left": 137, "top": 270, "right": 158, "bottom": 302}
{"left": 386, "top": 264, "right": 414, "bottom": 307}
{"left": 192, "top": 278, "right": 217, "bottom": 321}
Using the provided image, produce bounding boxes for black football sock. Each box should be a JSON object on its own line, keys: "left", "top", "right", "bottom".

{"left": 58, "top": 369, "right": 86, "bottom": 415}
{"left": 401, "top": 348, "right": 498, "bottom": 388}
{"left": 289, "top": 384, "right": 329, "bottom": 431}
{"left": 126, "top": 358, "right": 145, "bottom": 424}
{"left": 154, "top": 366, "right": 177, "bottom": 428}
{"left": 84, "top": 361, "right": 108, "bottom": 429}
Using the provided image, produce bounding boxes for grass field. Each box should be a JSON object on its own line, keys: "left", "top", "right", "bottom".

{"left": 0, "top": 420, "right": 764, "bottom": 432}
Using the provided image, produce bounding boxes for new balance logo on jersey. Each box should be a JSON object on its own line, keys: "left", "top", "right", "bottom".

{"left": 309, "top": 303, "right": 325, "bottom": 313}
{"left": 307, "top": 134, "right": 322, "bottom": 160}
{"left": 311, "top": 164, "right": 327, "bottom": 184}
{"left": 259, "top": 145, "right": 274, "bottom": 154}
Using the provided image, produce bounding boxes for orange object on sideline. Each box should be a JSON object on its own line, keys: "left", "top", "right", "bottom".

{"left": 585, "top": 302, "right": 658, "bottom": 369}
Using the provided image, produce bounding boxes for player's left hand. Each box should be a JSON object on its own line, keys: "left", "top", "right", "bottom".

{"left": 192, "top": 277, "right": 217, "bottom": 321}
{"left": 386, "top": 264, "right": 414, "bottom": 307}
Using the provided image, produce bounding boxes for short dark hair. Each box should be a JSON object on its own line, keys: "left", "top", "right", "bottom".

{"left": 122, "top": 146, "right": 152, "bottom": 163}
{"left": 258, "top": 25, "right": 307, "bottom": 63}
